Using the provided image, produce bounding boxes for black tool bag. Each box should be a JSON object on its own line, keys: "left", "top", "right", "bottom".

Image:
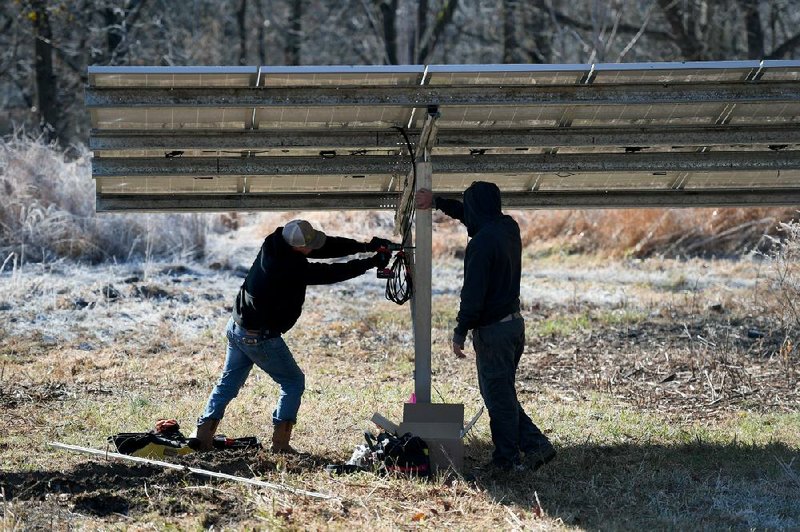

{"left": 109, "top": 419, "right": 260, "bottom": 458}
{"left": 366, "top": 431, "right": 431, "bottom": 479}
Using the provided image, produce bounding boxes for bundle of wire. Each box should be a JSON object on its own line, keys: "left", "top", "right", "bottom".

{"left": 383, "top": 126, "right": 417, "bottom": 305}
{"left": 384, "top": 251, "right": 412, "bottom": 304}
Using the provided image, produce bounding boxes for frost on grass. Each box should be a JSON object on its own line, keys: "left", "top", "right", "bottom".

{"left": 0, "top": 136, "right": 217, "bottom": 264}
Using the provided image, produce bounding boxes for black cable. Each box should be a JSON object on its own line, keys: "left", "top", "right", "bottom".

{"left": 384, "top": 251, "right": 412, "bottom": 305}
{"left": 383, "top": 126, "right": 418, "bottom": 305}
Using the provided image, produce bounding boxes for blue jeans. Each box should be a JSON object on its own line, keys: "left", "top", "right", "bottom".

{"left": 473, "top": 317, "right": 549, "bottom": 465}
{"left": 198, "top": 318, "right": 305, "bottom": 426}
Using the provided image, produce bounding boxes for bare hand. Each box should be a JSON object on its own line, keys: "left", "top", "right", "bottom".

{"left": 453, "top": 342, "right": 466, "bottom": 358}
{"left": 415, "top": 188, "right": 433, "bottom": 210}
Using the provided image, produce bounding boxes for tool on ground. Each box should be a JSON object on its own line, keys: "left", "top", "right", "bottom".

{"left": 108, "top": 419, "right": 260, "bottom": 458}
{"left": 325, "top": 431, "right": 431, "bottom": 479}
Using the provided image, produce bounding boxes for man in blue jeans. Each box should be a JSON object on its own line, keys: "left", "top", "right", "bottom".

{"left": 190, "top": 219, "right": 392, "bottom": 453}
{"left": 416, "top": 182, "right": 556, "bottom": 472}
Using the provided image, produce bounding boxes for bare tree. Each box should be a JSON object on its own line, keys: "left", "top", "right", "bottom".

{"left": 415, "top": 0, "right": 459, "bottom": 64}
{"left": 5, "top": 0, "right": 800, "bottom": 146}
{"left": 286, "top": 0, "right": 303, "bottom": 65}
{"left": 237, "top": 0, "right": 248, "bottom": 65}
{"left": 502, "top": 0, "right": 523, "bottom": 63}
{"left": 30, "top": 0, "right": 62, "bottom": 143}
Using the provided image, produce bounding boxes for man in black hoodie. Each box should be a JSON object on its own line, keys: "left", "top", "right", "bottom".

{"left": 416, "top": 182, "right": 556, "bottom": 472}
{"left": 189, "top": 219, "right": 392, "bottom": 453}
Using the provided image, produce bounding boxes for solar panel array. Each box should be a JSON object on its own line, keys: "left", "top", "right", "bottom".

{"left": 86, "top": 61, "right": 800, "bottom": 211}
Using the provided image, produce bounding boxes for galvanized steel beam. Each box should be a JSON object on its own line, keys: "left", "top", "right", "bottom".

{"left": 96, "top": 187, "right": 800, "bottom": 212}
{"left": 89, "top": 129, "right": 414, "bottom": 151}
{"left": 84, "top": 82, "right": 800, "bottom": 108}
{"left": 92, "top": 151, "right": 800, "bottom": 178}
{"left": 89, "top": 125, "right": 800, "bottom": 152}
{"left": 496, "top": 188, "right": 800, "bottom": 209}
{"left": 96, "top": 193, "right": 399, "bottom": 212}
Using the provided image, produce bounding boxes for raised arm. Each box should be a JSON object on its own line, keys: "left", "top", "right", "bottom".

{"left": 415, "top": 188, "right": 465, "bottom": 224}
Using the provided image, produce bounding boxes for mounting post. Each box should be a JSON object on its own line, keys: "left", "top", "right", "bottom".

{"left": 413, "top": 158, "right": 433, "bottom": 404}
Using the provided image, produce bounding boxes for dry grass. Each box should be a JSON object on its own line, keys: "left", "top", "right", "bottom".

{"left": 0, "top": 136, "right": 215, "bottom": 264}
{"left": 1, "top": 251, "right": 798, "bottom": 529}
{"left": 514, "top": 207, "right": 797, "bottom": 259}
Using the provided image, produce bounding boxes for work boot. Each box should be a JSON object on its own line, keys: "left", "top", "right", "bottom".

{"left": 522, "top": 440, "right": 557, "bottom": 472}
{"left": 271, "top": 421, "right": 298, "bottom": 454}
{"left": 188, "top": 418, "right": 220, "bottom": 452}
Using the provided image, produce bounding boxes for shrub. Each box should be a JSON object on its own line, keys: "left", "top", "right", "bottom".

{"left": 514, "top": 207, "right": 795, "bottom": 259}
{"left": 0, "top": 136, "right": 212, "bottom": 264}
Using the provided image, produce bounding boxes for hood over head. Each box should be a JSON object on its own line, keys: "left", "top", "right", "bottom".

{"left": 463, "top": 181, "right": 502, "bottom": 237}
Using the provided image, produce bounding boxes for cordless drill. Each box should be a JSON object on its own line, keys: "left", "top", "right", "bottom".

{"left": 376, "top": 243, "right": 403, "bottom": 279}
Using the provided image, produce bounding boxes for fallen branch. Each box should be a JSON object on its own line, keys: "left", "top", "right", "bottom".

{"left": 48, "top": 442, "right": 334, "bottom": 500}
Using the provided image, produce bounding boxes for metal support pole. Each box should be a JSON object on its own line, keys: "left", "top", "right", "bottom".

{"left": 413, "top": 160, "right": 433, "bottom": 404}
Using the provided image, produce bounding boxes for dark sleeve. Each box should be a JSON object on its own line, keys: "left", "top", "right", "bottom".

{"left": 454, "top": 241, "right": 492, "bottom": 338}
{"left": 303, "top": 258, "right": 374, "bottom": 285}
{"left": 308, "top": 236, "right": 367, "bottom": 259}
{"left": 434, "top": 196, "right": 465, "bottom": 224}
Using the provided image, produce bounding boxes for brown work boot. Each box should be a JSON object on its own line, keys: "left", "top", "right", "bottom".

{"left": 271, "top": 421, "right": 298, "bottom": 454}
{"left": 188, "top": 418, "right": 220, "bottom": 452}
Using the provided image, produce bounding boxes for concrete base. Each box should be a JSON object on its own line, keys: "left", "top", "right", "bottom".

{"left": 399, "top": 403, "right": 464, "bottom": 473}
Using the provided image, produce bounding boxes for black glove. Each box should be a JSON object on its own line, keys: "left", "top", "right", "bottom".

{"left": 366, "top": 236, "right": 393, "bottom": 252}
{"left": 372, "top": 250, "right": 392, "bottom": 269}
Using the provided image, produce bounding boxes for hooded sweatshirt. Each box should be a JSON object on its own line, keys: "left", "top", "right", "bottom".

{"left": 435, "top": 181, "right": 521, "bottom": 344}
{"left": 233, "top": 227, "right": 374, "bottom": 333}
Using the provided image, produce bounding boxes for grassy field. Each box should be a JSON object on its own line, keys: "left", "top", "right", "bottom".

{"left": 1, "top": 244, "right": 798, "bottom": 530}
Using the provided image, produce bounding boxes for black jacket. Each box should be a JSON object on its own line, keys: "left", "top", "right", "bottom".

{"left": 233, "top": 227, "right": 374, "bottom": 333}
{"left": 435, "top": 182, "right": 521, "bottom": 343}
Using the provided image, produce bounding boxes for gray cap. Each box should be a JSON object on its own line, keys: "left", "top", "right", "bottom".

{"left": 282, "top": 219, "right": 327, "bottom": 249}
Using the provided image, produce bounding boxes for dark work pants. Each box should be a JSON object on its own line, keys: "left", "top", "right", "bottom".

{"left": 473, "top": 317, "right": 548, "bottom": 465}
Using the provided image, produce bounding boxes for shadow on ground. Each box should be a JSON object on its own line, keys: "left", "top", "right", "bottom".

{"left": 0, "top": 447, "right": 332, "bottom": 526}
{"left": 463, "top": 439, "right": 800, "bottom": 530}
{"left": 3, "top": 441, "right": 798, "bottom": 529}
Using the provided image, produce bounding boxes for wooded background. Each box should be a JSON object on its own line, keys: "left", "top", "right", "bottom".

{"left": 2, "top": 0, "right": 800, "bottom": 147}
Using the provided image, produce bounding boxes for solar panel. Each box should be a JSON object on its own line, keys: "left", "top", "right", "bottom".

{"left": 89, "top": 66, "right": 259, "bottom": 87}
{"left": 591, "top": 60, "right": 759, "bottom": 84}
{"left": 426, "top": 64, "right": 589, "bottom": 85}
{"left": 86, "top": 61, "right": 800, "bottom": 211}
{"left": 260, "top": 65, "right": 424, "bottom": 86}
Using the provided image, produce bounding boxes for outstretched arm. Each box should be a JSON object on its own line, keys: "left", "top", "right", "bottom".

{"left": 415, "top": 188, "right": 465, "bottom": 224}
{"left": 308, "top": 236, "right": 367, "bottom": 259}
{"left": 303, "top": 257, "right": 375, "bottom": 285}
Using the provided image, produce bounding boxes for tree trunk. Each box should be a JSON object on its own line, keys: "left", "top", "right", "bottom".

{"left": 237, "top": 0, "right": 248, "bottom": 65}
{"left": 377, "top": 0, "right": 398, "bottom": 65}
{"left": 256, "top": 0, "right": 267, "bottom": 64}
{"left": 103, "top": 7, "right": 124, "bottom": 62}
{"left": 739, "top": 0, "right": 764, "bottom": 59}
{"left": 31, "top": 0, "right": 61, "bottom": 143}
{"left": 416, "top": 0, "right": 458, "bottom": 64}
{"left": 502, "top": 0, "right": 521, "bottom": 63}
{"left": 285, "top": 0, "right": 302, "bottom": 65}
{"left": 656, "top": 0, "right": 705, "bottom": 60}
{"left": 411, "top": 0, "right": 429, "bottom": 63}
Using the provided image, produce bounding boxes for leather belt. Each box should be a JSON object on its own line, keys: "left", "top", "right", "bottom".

{"left": 233, "top": 321, "right": 279, "bottom": 338}
{"left": 497, "top": 311, "right": 522, "bottom": 323}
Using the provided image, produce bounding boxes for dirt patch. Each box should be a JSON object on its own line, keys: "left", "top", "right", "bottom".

{"left": 0, "top": 381, "right": 74, "bottom": 408}
{"left": 0, "top": 381, "right": 113, "bottom": 408}
{"left": 0, "top": 450, "right": 270, "bottom": 522}
{"left": 522, "top": 310, "right": 799, "bottom": 417}
{"left": 72, "top": 491, "right": 131, "bottom": 516}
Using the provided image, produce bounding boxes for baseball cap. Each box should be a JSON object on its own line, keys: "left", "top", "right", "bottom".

{"left": 282, "top": 219, "right": 327, "bottom": 249}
